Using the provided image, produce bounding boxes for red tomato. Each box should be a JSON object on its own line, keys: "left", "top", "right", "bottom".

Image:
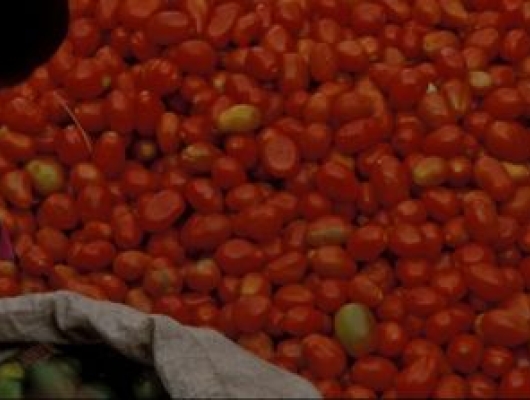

{"left": 137, "top": 189, "right": 185, "bottom": 233}
{"left": 302, "top": 334, "right": 347, "bottom": 379}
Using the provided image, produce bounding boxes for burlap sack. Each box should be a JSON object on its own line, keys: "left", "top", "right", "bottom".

{"left": 0, "top": 291, "right": 320, "bottom": 399}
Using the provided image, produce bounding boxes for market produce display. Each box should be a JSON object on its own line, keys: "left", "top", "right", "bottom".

{"left": 2, "top": 0, "right": 530, "bottom": 398}
{"left": 0, "top": 344, "right": 168, "bottom": 399}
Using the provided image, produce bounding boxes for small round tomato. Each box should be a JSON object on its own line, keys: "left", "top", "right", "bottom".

{"left": 76, "top": 183, "right": 113, "bottom": 223}
{"left": 0, "top": 276, "right": 20, "bottom": 297}
{"left": 481, "top": 346, "right": 515, "bottom": 379}
{"left": 315, "top": 161, "right": 359, "bottom": 202}
{"left": 19, "top": 245, "right": 53, "bottom": 276}
{"left": 433, "top": 374, "right": 468, "bottom": 399}
{"left": 153, "top": 295, "right": 190, "bottom": 324}
{"left": 38, "top": 193, "right": 79, "bottom": 231}
{"left": 112, "top": 250, "right": 151, "bottom": 283}
{"left": 350, "top": 356, "right": 398, "bottom": 392}
{"left": 260, "top": 131, "right": 300, "bottom": 179}
{"left": 125, "top": 287, "right": 153, "bottom": 313}
{"left": 143, "top": 260, "right": 182, "bottom": 298}
{"left": 146, "top": 11, "right": 192, "bottom": 45}
{"left": 35, "top": 227, "right": 69, "bottom": 263}
{"left": 394, "top": 354, "right": 440, "bottom": 398}
{"left": 309, "top": 245, "right": 356, "bottom": 279}
{"left": 214, "top": 239, "right": 264, "bottom": 276}
{"left": 184, "top": 258, "right": 221, "bottom": 294}
{"left": 348, "top": 274, "right": 383, "bottom": 308}
{"left": 184, "top": 178, "right": 223, "bottom": 214}
{"left": 467, "top": 373, "right": 498, "bottom": 399}
{"left": 137, "top": 189, "right": 185, "bottom": 233}
{"left": 63, "top": 58, "right": 107, "bottom": 100}
{"left": 173, "top": 40, "right": 217, "bottom": 75}
{"left": 274, "top": 284, "right": 315, "bottom": 311}
{"left": 282, "top": 305, "right": 326, "bottom": 336}
{"left": 67, "top": 240, "right": 116, "bottom": 272}
{"left": 233, "top": 294, "right": 271, "bottom": 334}
{"left": 376, "top": 321, "right": 408, "bottom": 358}
{"left": 180, "top": 213, "right": 232, "bottom": 253}
{"left": 89, "top": 272, "right": 128, "bottom": 303}
{"left": 265, "top": 251, "right": 307, "bottom": 285}
{"left": 446, "top": 334, "right": 484, "bottom": 374}
{"left": 3, "top": 96, "right": 46, "bottom": 135}
{"left": 235, "top": 203, "right": 284, "bottom": 243}
{"left": 302, "top": 334, "right": 347, "bottom": 379}
{"left": 499, "top": 367, "right": 530, "bottom": 398}
{"left": 347, "top": 224, "right": 387, "bottom": 261}
{"left": 237, "top": 331, "right": 274, "bottom": 361}
{"left": 335, "top": 303, "right": 377, "bottom": 357}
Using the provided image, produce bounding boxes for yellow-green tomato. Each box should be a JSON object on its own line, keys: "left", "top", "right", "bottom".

{"left": 25, "top": 158, "right": 65, "bottom": 196}
{"left": 0, "top": 362, "right": 23, "bottom": 380}
{"left": 217, "top": 104, "right": 262, "bottom": 134}
{"left": 334, "top": 303, "right": 377, "bottom": 357}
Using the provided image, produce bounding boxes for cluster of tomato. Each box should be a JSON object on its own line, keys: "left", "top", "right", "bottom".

{"left": 2, "top": 0, "right": 530, "bottom": 397}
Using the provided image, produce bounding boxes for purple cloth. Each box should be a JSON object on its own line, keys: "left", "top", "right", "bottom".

{"left": 0, "top": 224, "right": 14, "bottom": 261}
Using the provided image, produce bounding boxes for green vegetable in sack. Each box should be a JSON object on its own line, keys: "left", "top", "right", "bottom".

{"left": 132, "top": 371, "right": 167, "bottom": 400}
{"left": 52, "top": 356, "right": 82, "bottom": 381}
{"left": 0, "top": 362, "right": 24, "bottom": 380}
{"left": 26, "top": 360, "right": 77, "bottom": 399}
{"left": 0, "top": 379, "right": 22, "bottom": 399}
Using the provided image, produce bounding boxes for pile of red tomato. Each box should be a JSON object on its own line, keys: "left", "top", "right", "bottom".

{"left": 2, "top": 0, "right": 530, "bottom": 397}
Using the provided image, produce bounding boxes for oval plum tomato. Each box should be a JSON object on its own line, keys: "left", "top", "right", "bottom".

{"left": 67, "top": 240, "right": 116, "bottom": 272}
{"left": 76, "top": 184, "right": 113, "bottom": 223}
{"left": 499, "top": 367, "right": 530, "bottom": 398}
{"left": 19, "top": 245, "right": 53, "bottom": 276}
{"left": 119, "top": 0, "right": 162, "bottom": 30}
{"left": 394, "top": 354, "right": 440, "bottom": 398}
{"left": 92, "top": 131, "right": 126, "bottom": 178}
{"left": 55, "top": 126, "right": 92, "bottom": 166}
{"left": 146, "top": 11, "right": 193, "bottom": 46}
{"left": 112, "top": 250, "right": 151, "bottom": 283}
{"left": 0, "top": 127, "right": 36, "bottom": 163}
{"left": 63, "top": 58, "right": 107, "bottom": 100}
{"left": 0, "top": 169, "right": 33, "bottom": 209}
{"left": 260, "top": 132, "right": 300, "bottom": 179}
{"left": 153, "top": 295, "right": 190, "bottom": 324}
{"left": 3, "top": 96, "right": 46, "bottom": 135}
{"left": 134, "top": 90, "right": 165, "bottom": 137}
{"left": 138, "top": 58, "right": 181, "bottom": 96}
{"left": 35, "top": 227, "right": 69, "bottom": 263}
{"left": 105, "top": 89, "right": 135, "bottom": 134}
{"left": 315, "top": 161, "right": 359, "bottom": 202}
{"left": 180, "top": 213, "right": 232, "bottom": 253}
{"left": 5, "top": 2, "right": 530, "bottom": 394}
{"left": 173, "top": 40, "right": 217, "bottom": 75}
{"left": 143, "top": 260, "right": 182, "bottom": 298}
{"left": 350, "top": 356, "right": 398, "bottom": 392}
{"left": 233, "top": 294, "right": 271, "bottom": 334}
{"left": 214, "top": 239, "right": 264, "bottom": 276}
{"left": 334, "top": 303, "right": 377, "bottom": 357}
{"left": 184, "top": 258, "right": 221, "bottom": 294}
{"left": 301, "top": 334, "right": 347, "bottom": 379}
{"left": 137, "top": 189, "right": 185, "bottom": 233}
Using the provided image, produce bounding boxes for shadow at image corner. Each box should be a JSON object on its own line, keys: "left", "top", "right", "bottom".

{"left": 0, "top": 0, "right": 69, "bottom": 87}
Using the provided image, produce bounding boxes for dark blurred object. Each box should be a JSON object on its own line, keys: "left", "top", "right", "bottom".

{"left": 0, "top": 0, "right": 69, "bottom": 86}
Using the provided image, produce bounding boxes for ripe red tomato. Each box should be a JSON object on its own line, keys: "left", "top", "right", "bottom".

{"left": 7, "top": 3, "right": 530, "bottom": 397}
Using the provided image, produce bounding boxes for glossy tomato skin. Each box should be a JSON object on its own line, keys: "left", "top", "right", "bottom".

{"left": 302, "top": 334, "right": 347, "bottom": 379}
{"left": 9, "top": 2, "right": 530, "bottom": 397}
{"left": 394, "top": 354, "right": 440, "bottom": 398}
{"left": 350, "top": 355, "right": 398, "bottom": 392}
{"left": 499, "top": 367, "right": 530, "bottom": 398}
